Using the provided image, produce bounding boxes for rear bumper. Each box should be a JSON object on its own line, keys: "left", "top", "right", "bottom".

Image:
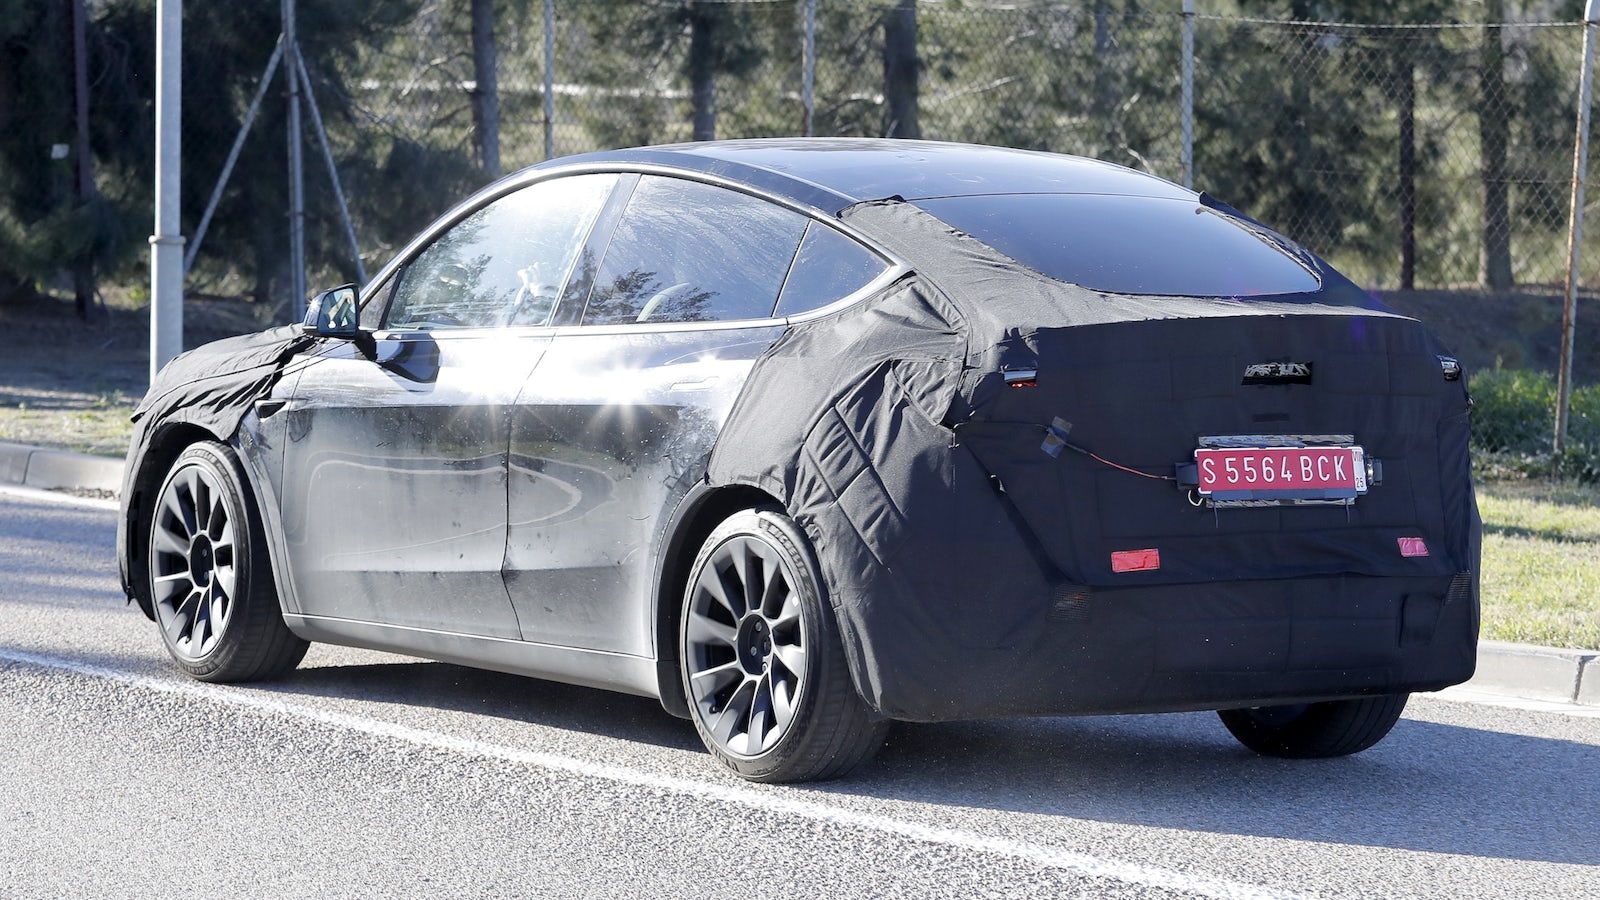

{"left": 841, "top": 570, "right": 1478, "bottom": 722}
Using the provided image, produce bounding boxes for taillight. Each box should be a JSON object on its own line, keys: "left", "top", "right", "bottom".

{"left": 1003, "top": 367, "right": 1038, "bottom": 388}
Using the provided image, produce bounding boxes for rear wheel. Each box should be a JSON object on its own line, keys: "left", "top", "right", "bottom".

{"left": 680, "top": 507, "right": 887, "bottom": 782}
{"left": 1218, "top": 693, "right": 1408, "bottom": 758}
{"left": 148, "top": 441, "right": 308, "bottom": 682}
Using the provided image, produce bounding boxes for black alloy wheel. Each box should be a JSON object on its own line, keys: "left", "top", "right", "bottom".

{"left": 148, "top": 441, "right": 308, "bottom": 682}
{"left": 680, "top": 507, "right": 887, "bottom": 782}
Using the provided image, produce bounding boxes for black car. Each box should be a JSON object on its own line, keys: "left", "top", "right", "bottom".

{"left": 118, "top": 139, "right": 1479, "bottom": 782}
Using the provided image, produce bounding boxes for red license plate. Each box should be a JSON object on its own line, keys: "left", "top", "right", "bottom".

{"left": 1195, "top": 445, "right": 1367, "bottom": 497}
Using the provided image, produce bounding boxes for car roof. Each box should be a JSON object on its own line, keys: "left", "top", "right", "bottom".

{"left": 535, "top": 138, "right": 1195, "bottom": 215}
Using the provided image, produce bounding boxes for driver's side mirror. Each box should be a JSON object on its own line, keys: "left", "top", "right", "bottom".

{"left": 302, "top": 284, "right": 361, "bottom": 339}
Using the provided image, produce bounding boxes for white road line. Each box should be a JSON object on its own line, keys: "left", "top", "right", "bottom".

{"left": 0, "top": 646, "right": 1308, "bottom": 900}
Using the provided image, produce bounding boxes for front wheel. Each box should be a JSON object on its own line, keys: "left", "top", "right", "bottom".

{"left": 147, "top": 441, "right": 308, "bottom": 682}
{"left": 1218, "top": 693, "right": 1409, "bottom": 758}
{"left": 680, "top": 507, "right": 887, "bottom": 783}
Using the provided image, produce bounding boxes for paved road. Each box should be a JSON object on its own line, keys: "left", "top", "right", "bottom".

{"left": 2, "top": 488, "right": 1596, "bottom": 899}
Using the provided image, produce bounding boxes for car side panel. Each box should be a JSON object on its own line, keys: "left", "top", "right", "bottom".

{"left": 277, "top": 332, "right": 544, "bottom": 639}
{"left": 504, "top": 324, "right": 784, "bottom": 655}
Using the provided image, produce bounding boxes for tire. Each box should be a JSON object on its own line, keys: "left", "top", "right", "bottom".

{"left": 147, "top": 441, "right": 309, "bottom": 682}
{"left": 1218, "top": 693, "right": 1409, "bottom": 759}
{"left": 680, "top": 507, "right": 888, "bottom": 783}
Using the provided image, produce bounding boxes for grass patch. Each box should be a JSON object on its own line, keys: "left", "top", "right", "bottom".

{"left": 0, "top": 389, "right": 137, "bottom": 457}
{"left": 1478, "top": 480, "right": 1600, "bottom": 650}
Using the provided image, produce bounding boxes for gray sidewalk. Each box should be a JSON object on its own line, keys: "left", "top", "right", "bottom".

{"left": 2, "top": 440, "right": 1595, "bottom": 708}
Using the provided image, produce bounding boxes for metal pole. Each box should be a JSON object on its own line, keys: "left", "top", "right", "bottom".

{"left": 186, "top": 39, "right": 284, "bottom": 277}
{"left": 296, "top": 51, "right": 367, "bottom": 284}
{"left": 1181, "top": 0, "right": 1195, "bottom": 189}
{"left": 543, "top": 0, "right": 555, "bottom": 160}
{"left": 149, "top": 0, "right": 184, "bottom": 383}
{"left": 802, "top": 0, "right": 817, "bottom": 136}
{"left": 284, "top": 0, "right": 307, "bottom": 321}
{"left": 1557, "top": 0, "right": 1600, "bottom": 456}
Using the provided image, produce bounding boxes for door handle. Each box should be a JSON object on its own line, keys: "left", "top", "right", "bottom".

{"left": 254, "top": 398, "right": 288, "bottom": 418}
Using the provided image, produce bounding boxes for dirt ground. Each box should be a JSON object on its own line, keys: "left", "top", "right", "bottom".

{"left": 1, "top": 286, "right": 1597, "bottom": 458}
{"left": 0, "top": 291, "right": 268, "bottom": 457}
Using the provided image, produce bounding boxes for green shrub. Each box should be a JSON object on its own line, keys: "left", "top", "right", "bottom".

{"left": 1469, "top": 368, "right": 1555, "bottom": 454}
{"left": 1470, "top": 368, "right": 1600, "bottom": 481}
{"left": 1568, "top": 383, "right": 1600, "bottom": 445}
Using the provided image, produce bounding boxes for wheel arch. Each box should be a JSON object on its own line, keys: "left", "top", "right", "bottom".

{"left": 650, "top": 481, "right": 781, "bottom": 718}
{"left": 121, "top": 423, "right": 235, "bottom": 620}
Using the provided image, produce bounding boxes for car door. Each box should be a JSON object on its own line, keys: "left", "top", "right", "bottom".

{"left": 276, "top": 173, "right": 617, "bottom": 638}
{"left": 504, "top": 175, "right": 891, "bottom": 656}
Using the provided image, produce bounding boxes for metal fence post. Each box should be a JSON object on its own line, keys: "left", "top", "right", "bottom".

{"left": 1181, "top": 0, "right": 1195, "bottom": 189}
{"left": 295, "top": 51, "right": 367, "bottom": 285}
{"left": 185, "top": 39, "right": 283, "bottom": 279}
{"left": 543, "top": 0, "right": 555, "bottom": 160}
{"left": 150, "top": 0, "right": 184, "bottom": 383}
{"left": 802, "top": 0, "right": 817, "bottom": 136}
{"left": 1557, "top": 0, "right": 1600, "bottom": 456}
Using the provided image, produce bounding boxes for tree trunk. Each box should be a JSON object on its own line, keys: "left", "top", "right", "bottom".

{"left": 689, "top": 5, "right": 717, "bottom": 141}
{"left": 470, "top": 0, "right": 501, "bottom": 177}
{"left": 1397, "top": 52, "right": 1416, "bottom": 291}
{"left": 882, "top": 0, "right": 919, "bottom": 139}
{"left": 71, "top": 0, "right": 95, "bottom": 320}
{"left": 1479, "top": 2, "right": 1513, "bottom": 290}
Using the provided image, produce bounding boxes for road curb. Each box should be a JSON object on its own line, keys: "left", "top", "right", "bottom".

{"left": 0, "top": 441, "right": 124, "bottom": 495}
{"left": 1577, "top": 657, "right": 1600, "bottom": 706}
{"left": 1467, "top": 640, "right": 1597, "bottom": 705}
{"left": 1, "top": 441, "right": 1595, "bottom": 708}
{"left": 0, "top": 441, "right": 31, "bottom": 484}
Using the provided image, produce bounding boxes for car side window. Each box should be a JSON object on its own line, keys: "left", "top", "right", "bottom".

{"left": 580, "top": 176, "right": 809, "bottom": 326}
{"left": 384, "top": 174, "right": 616, "bottom": 331}
{"left": 774, "top": 222, "right": 891, "bottom": 317}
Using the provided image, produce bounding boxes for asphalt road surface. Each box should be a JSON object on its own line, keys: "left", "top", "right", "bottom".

{"left": 2, "top": 487, "right": 1596, "bottom": 899}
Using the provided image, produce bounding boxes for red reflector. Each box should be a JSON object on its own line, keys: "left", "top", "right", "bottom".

{"left": 1398, "top": 537, "right": 1429, "bottom": 558}
{"left": 1006, "top": 380, "right": 1038, "bottom": 389}
{"left": 1111, "top": 548, "right": 1161, "bottom": 573}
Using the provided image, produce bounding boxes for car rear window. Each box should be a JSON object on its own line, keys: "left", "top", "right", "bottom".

{"left": 912, "top": 193, "right": 1322, "bottom": 297}
{"left": 773, "top": 221, "right": 890, "bottom": 317}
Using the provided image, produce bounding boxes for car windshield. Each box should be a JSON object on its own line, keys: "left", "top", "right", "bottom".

{"left": 912, "top": 193, "right": 1322, "bottom": 298}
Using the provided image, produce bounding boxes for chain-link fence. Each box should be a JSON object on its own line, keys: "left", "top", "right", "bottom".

{"left": 1192, "top": 16, "right": 1585, "bottom": 293}
{"left": 173, "top": 1, "right": 1599, "bottom": 312}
